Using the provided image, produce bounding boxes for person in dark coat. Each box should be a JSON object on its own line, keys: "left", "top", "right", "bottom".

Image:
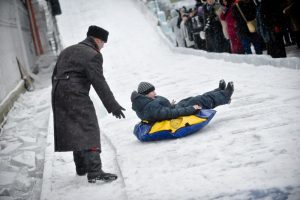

{"left": 131, "top": 80, "right": 234, "bottom": 123}
{"left": 256, "top": 0, "right": 287, "bottom": 58}
{"left": 51, "top": 25, "right": 125, "bottom": 183}
{"left": 194, "top": 4, "right": 207, "bottom": 50}
{"left": 202, "top": 0, "right": 228, "bottom": 52}
{"left": 232, "top": 0, "right": 263, "bottom": 54}
{"left": 283, "top": 0, "right": 300, "bottom": 48}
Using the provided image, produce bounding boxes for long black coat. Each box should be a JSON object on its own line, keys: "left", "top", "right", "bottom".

{"left": 202, "top": 3, "right": 226, "bottom": 52}
{"left": 52, "top": 37, "right": 121, "bottom": 152}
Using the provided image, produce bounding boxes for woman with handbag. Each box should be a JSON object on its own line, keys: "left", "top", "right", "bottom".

{"left": 232, "top": 0, "right": 263, "bottom": 54}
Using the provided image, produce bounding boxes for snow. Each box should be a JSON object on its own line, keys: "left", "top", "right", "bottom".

{"left": 0, "top": 188, "right": 10, "bottom": 196}
{"left": 11, "top": 151, "right": 36, "bottom": 168}
{"left": 0, "top": 142, "right": 22, "bottom": 155}
{"left": 0, "top": 172, "right": 17, "bottom": 186}
{"left": 0, "top": 54, "right": 54, "bottom": 200}
{"left": 1, "top": 0, "right": 300, "bottom": 199}
{"left": 19, "top": 136, "right": 37, "bottom": 144}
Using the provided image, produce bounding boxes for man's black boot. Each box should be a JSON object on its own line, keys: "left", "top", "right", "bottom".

{"left": 87, "top": 170, "right": 118, "bottom": 183}
{"left": 86, "top": 150, "right": 117, "bottom": 183}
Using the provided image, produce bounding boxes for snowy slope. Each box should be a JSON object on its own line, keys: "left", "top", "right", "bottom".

{"left": 42, "top": 0, "right": 300, "bottom": 199}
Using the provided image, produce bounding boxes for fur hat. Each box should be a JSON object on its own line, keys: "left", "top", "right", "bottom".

{"left": 87, "top": 25, "right": 109, "bottom": 42}
{"left": 138, "top": 82, "right": 155, "bottom": 95}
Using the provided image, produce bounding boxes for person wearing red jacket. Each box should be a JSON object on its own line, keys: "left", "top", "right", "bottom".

{"left": 220, "top": 0, "right": 244, "bottom": 54}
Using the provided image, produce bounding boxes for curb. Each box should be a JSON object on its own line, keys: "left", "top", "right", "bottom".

{"left": 40, "top": 111, "right": 54, "bottom": 200}
{"left": 0, "top": 81, "right": 25, "bottom": 126}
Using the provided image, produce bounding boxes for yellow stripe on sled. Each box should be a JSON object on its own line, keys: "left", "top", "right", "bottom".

{"left": 149, "top": 115, "right": 207, "bottom": 134}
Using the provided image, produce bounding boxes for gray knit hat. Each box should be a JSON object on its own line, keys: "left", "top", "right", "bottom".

{"left": 138, "top": 82, "right": 155, "bottom": 95}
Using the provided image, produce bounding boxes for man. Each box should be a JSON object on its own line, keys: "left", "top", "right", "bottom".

{"left": 52, "top": 25, "right": 125, "bottom": 183}
{"left": 131, "top": 80, "right": 234, "bottom": 122}
{"left": 202, "top": 0, "right": 228, "bottom": 52}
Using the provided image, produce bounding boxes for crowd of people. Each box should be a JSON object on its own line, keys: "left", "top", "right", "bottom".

{"left": 168, "top": 0, "right": 299, "bottom": 58}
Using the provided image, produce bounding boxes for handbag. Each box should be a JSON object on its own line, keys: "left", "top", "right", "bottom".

{"left": 246, "top": 19, "right": 257, "bottom": 33}
{"left": 236, "top": 3, "right": 257, "bottom": 33}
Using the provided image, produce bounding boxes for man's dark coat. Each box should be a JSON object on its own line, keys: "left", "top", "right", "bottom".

{"left": 52, "top": 37, "right": 121, "bottom": 152}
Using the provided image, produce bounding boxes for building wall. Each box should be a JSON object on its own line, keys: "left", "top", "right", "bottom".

{"left": 34, "top": 0, "right": 62, "bottom": 54}
{"left": 0, "top": 0, "right": 37, "bottom": 104}
{"left": 0, "top": 0, "right": 61, "bottom": 124}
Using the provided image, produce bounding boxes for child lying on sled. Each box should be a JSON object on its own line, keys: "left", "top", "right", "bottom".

{"left": 131, "top": 80, "right": 234, "bottom": 123}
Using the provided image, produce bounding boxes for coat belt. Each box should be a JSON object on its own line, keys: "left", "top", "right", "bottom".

{"left": 53, "top": 74, "right": 70, "bottom": 80}
{"left": 53, "top": 74, "right": 87, "bottom": 81}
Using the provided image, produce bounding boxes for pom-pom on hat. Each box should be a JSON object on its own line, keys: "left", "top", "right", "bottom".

{"left": 138, "top": 82, "right": 155, "bottom": 95}
{"left": 87, "top": 25, "right": 109, "bottom": 43}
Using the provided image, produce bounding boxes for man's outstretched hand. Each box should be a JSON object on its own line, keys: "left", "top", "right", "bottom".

{"left": 112, "top": 107, "right": 126, "bottom": 119}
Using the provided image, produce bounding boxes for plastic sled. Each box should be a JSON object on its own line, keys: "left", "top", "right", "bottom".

{"left": 133, "top": 109, "right": 216, "bottom": 142}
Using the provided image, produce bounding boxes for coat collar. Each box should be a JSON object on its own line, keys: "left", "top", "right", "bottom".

{"left": 79, "top": 36, "right": 100, "bottom": 53}
{"left": 131, "top": 91, "right": 153, "bottom": 111}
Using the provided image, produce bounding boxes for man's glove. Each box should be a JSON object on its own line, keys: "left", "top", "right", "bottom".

{"left": 112, "top": 107, "right": 126, "bottom": 119}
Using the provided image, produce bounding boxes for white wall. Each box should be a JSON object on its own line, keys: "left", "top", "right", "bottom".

{"left": 0, "top": 0, "right": 37, "bottom": 103}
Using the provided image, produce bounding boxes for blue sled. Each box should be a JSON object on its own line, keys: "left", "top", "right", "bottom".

{"left": 133, "top": 109, "right": 216, "bottom": 142}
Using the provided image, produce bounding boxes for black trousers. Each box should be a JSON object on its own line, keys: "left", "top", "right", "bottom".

{"left": 267, "top": 32, "right": 287, "bottom": 58}
{"left": 73, "top": 149, "right": 102, "bottom": 175}
{"left": 176, "top": 88, "right": 231, "bottom": 109}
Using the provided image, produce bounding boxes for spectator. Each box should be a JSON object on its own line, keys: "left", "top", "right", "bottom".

{"left": 203, "top": 0, "right": 228, "bottom": 52}
{"left": 215, "top": 3, "right": 231, "bottom": 53}
{"left": 195, "top": 0, "right": 203, "bottom": 11}
{"left": 220, "top": 0, "right": 244, "bottom": 54}
{"left": 181, "top": 13, "right": 195, "bottom": 48}
{"left": 283, "top": 0, "right": 300, "bottom": 48}
{"left": 169, "top": 9, "right": 186, "bottom": 47}
{"left": 257, "top": 0, "right": 286, "bottom": 58}
{"left": 232, "top": 0, "right": 263, "bottom": 54}
{"left": 194, "top": 4, "right": 207, "bottom": 50}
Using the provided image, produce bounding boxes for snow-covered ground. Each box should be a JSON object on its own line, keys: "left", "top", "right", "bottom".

{"left": 0, "top": 54, "right": 55, "bottom": 200}
{"left": 1, "top": 0, "right": 300, "bottom": 199}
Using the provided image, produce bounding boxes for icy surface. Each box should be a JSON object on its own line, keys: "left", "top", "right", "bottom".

{"left": 11, "top": 151, "right": 36, "bottom": 168}
{"left": 19, "top": 136, "right": 37, "bottom": 144}
{"left": 0, "top": 54, "right": 54, "bottom": 200}
{"left": 0, "top": 142, "right": 22, "bottom": 155}
{"left": 0, "top": 172, "right": 17, "bottom": 186}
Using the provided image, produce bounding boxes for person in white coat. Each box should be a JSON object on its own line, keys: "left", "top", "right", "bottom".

{"left": 181, "top": 13, "right": 195, "bottom": 48}
{"left": 168, "top": 9, "right": 186, "bottom": 47}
